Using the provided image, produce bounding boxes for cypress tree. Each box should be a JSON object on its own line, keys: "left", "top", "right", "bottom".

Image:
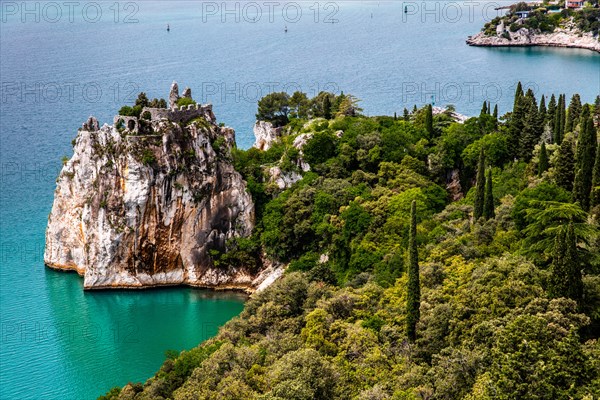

{"left": 525, "top": 88, "right": 537, "bottom": 108}
{"left": 594, "top": 95, "right": 600, "bottom": 121}
{"left": 514, "top": 81, "right": 524, "bottom": 110}
{"left": 473, "top": 148, "right": 486, "bottom": 220}
{"left": 554, "top": 94, "right": 566, "bottom": 144}
{"left": 406, "top": 200, "right": 420, "bottom": 342}
{"left": 483, "top": 169, "right": 495, "bottom": 220}
{"left": 560, "top": 94, "right": 566, "bottom": 140}
{"left": 480, "top": 101, "right": 488, "bottom": 116}
{"left": 323, "top": 95, "right": 332, "bottom": 120}
{"left": 520, "top": 96, "right": 541, "bottom": 161}
{"left": 555, "top": 137, "right": 575, "bottom": 191}
{"left": 403, "top": 108, "right": 410, "bottom": 121}
{"left": 549, "top": 227, "right": 567, "bottom": 300}
{"left": 538, "top": 95, "right": 547, "bottom": 133}
{"left": 539, "top": 94, "right": 547, "bottom": 120}
{"left": 394, "top": 111, "right": 397, "bottom": 121}
{"left": 425, "top": 104, "right": 434, "bottom": 138}
{"left": 549, "top": 222, "right": 583, "bottom": 305}
{"left": 573, "top": 108, "right": 597, "bottom": 211}
{"left": 509, "top": 93, "right": 527, "bottom": 156}
{"left": 538, "top": 142, "right": 549, "bottom": 178}
{"left": 591, "top": 141, "right": 600, "bottom": 210}
{"left": 493, "top": 104, "right": 498, "bottom": 120}
{"left": 548, "top": 94, "right": 557, "bottom": 126}
{"left": 565, "top": 94, "right": 582, "bottom": 133}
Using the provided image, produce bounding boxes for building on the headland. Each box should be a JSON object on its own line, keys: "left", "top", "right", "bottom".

{"left": 515, "top": 10, "right": 531, "bottom": 18}
{"left": 565, "top": 0, "right": 584, "bottom": 9}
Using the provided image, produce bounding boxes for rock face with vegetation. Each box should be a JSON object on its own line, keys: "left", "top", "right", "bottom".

{"left": 467, "top": 26, "right": 600, "bottom": 52}
{"left": 467, "top": 2, "right": 600, "bottom": 53}
{"left": 44, "top": 85, "right": 268, "bottom": 291}
{"left": 101, "top": 87, "right": 600, "bottom": 399}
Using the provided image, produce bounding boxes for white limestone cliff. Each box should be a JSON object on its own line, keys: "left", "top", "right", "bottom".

{"left": 44, "top": 101, "right": 279, "bottom": 292}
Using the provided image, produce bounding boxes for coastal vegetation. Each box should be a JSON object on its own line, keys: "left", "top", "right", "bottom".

{"left": 102, "top": 86, "right": 600, "bottom": 399}
{"left": 483, "top": 0, "right": 600, "bottom": 36}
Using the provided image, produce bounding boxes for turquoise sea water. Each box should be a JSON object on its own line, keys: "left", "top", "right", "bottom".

{"left": 0, "top": 1, "right": 598, "bottom": 399}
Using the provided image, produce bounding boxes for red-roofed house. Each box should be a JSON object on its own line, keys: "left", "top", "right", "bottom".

{"left": 566, "top": 0, "right": 584, "bottom": 9}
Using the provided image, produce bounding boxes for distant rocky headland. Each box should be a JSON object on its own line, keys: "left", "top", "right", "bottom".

{"left": 467, "top": 1, "right": 600, "bottom": 53}
{"left": 44, "top": 82, "right": 282, "bottom": 292}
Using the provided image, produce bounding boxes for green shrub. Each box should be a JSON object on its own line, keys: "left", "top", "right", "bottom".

{"left": 176, "top": 97, "right": 196, "bottom": 107}
{"left": 141, "top": 149, "right": 156, "bottom": 165}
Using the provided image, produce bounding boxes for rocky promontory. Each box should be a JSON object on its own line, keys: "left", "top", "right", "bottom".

{"left": 44, "top": 83, "right": 280, "bottom": 292}
{"left": 467, "top": 27, "right": 600, "bottom": 53}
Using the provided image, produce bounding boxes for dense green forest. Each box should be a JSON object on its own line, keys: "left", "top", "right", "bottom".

{"left": 102, "top": 85, "right": 600, "bottom": 400}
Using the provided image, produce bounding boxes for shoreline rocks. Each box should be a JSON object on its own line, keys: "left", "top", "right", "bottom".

{"left": 467, "top": 28, "right": 600, "bottom": 53}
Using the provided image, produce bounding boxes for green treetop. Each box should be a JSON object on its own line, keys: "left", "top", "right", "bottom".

{"left": 565, "top": 94, "right": 582, "bottom": 133}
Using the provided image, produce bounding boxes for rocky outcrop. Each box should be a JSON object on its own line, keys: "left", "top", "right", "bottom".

{"left": 44, "top": 87, "right": 274, "bottom": 292}
{"left": 253, "top": 121, "right": 282, "bottom": 151}
{"left": 467, "top": 27, "right": 600, "bottom": 53}
{"left": 261, "top": 131, "right": 312, "bottom": 190}
{"left": 169, "top": 81, "right": 180, "bottom": 108}
{"left": 432, "top": 106, "right": 469, "bottom": 124}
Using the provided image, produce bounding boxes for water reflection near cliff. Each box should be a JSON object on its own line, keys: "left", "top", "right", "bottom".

{"left": 27, "top": 268, "right": 245, "bottom": 399}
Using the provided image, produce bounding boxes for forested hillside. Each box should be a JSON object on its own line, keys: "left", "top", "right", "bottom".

{"left": 103, "top": 85, "right": 600, "bottom": 400}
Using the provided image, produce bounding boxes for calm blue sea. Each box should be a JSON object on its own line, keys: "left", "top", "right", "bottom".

{"left": 1, "top": 1, "right": 598, "bottom": 399}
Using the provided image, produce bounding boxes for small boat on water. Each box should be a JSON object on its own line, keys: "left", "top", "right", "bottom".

{"left": 167, "top": 24, "right": 170, "bottom": 32}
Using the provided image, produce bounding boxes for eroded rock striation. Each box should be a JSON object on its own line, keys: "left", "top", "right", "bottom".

{"left": 44, "top": 85, "right": 277, "bottom": 291}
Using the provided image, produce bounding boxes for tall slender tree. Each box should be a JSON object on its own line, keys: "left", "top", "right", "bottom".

{"left": 548, "top": 94, "right": 557, "bottom": 129}
{"left": 538, "top": 95, "right": 547, "bottom": 134}
{"left": 509, "top": 93, "right": 527, "bottom": 156}
{"left": 406, "top": 200, "right": 420, "bottom": 342}
{"left": 539, "top": 94, "right": 547, "bottom": 120}
{"left": 591, "top": 141, "right": 600, "bottom": 211}
{"left": 573, "top": 108, "right": 598, "bottom": 211}
{"left": 520, "top": 97, "right": 541, "bottom": 161}
{"left": 554, "top": 94, "right": 566, "bottom": 144}
{"left": 493, "top": 104, "right": 498, "bottom": 120}
{"left": 483, "top": 169, "right": 495, "bottom": 220}
{"left": 323, "top": 95, "right": 332, "bottom": 120}
{"left": 480, "top": 101, "right": 488, "bottom": 116}
{"left": 555, "top": 137, "right": 575, "bottom": 191}
{"left": 538, "top": 142, "right": 549, "bottom": 178}
{"left": 560, "top": 94, "right": 566, "bottom": 139}
{"left": 474, "top": 148, "right": 486, "bottom": 220}
{"left": 525, "top": 88, "right": 537, "bottom": 107}
{"left": 403, "top": 108, "right": 410, "bottom": 121}
{"left": 549, "top": 222, "right": 583, "bottom": 305}
{"left": 514, "top": 81, "right": 524, "bottom": 109}
{"left": 425, "top": 104, "right": 434, "bottom": 138}
{"left": 565, "top": 94, "right": 582, "bottom": 133}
